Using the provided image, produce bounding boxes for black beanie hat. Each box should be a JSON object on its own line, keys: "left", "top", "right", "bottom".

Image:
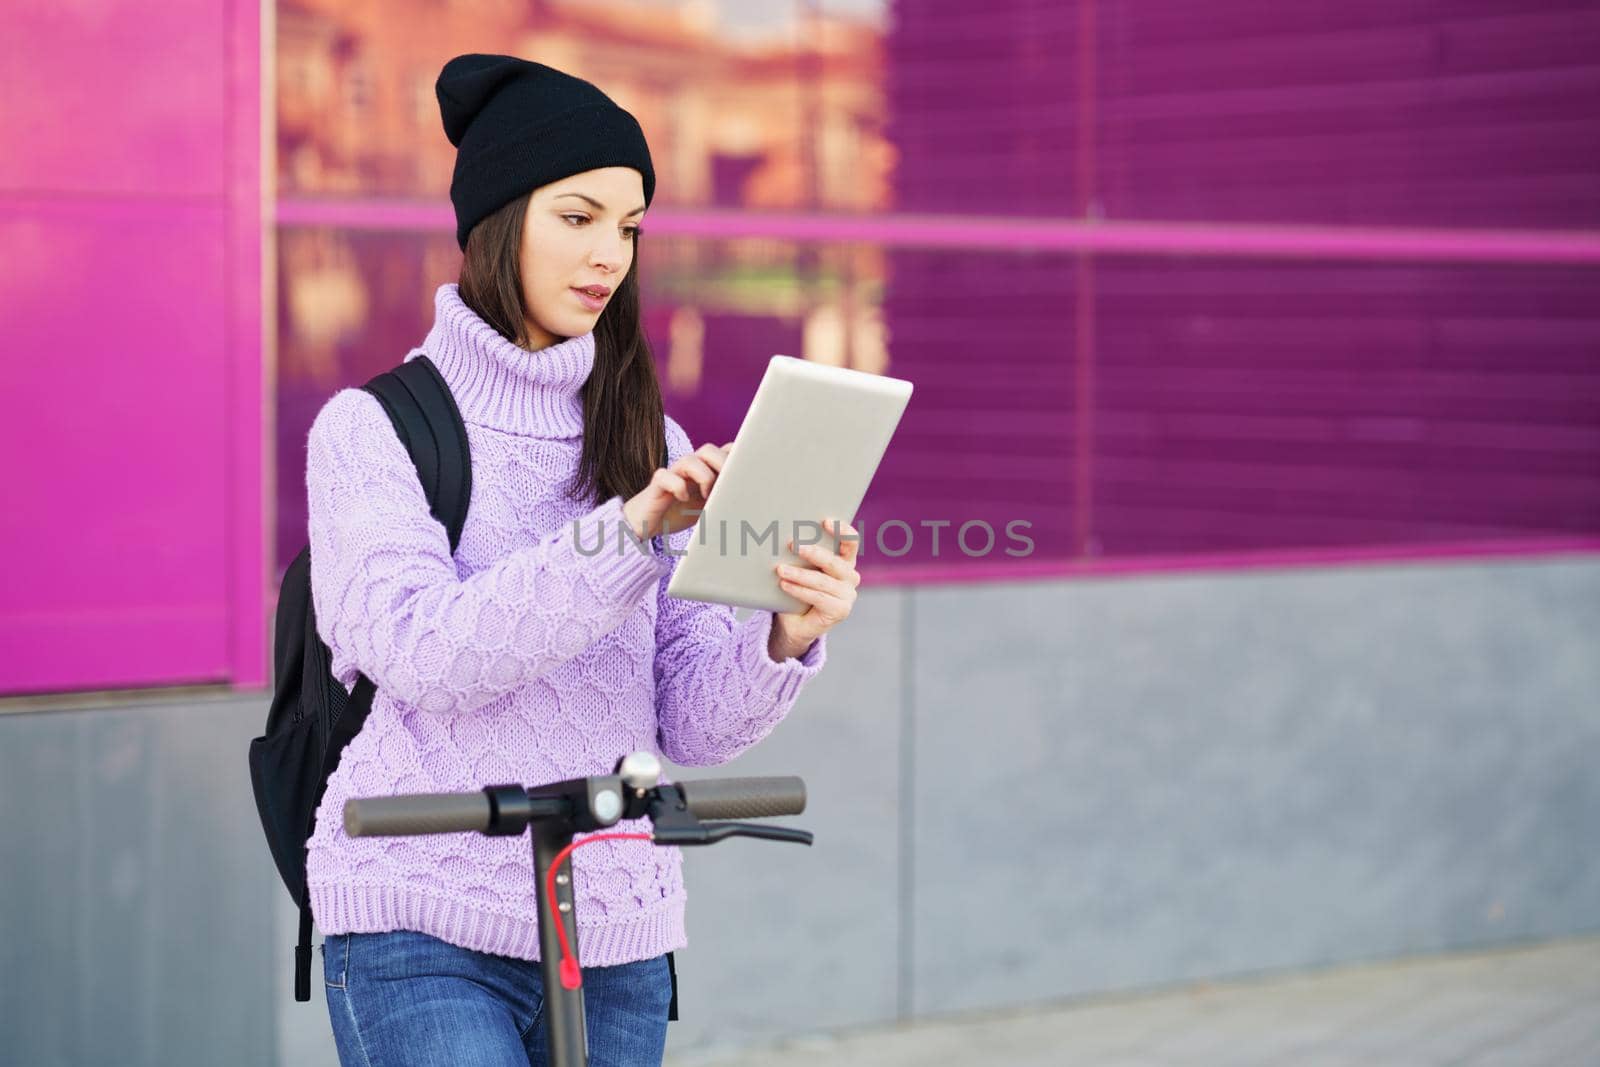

{"left": 435, "top": 54, "right": 656, "bottom": 250}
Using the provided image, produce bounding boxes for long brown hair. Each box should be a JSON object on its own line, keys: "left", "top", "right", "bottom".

{"left": 457, "top": 190, "right": 666, "bottom": 506}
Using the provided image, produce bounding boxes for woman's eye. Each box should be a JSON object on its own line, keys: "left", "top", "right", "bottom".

{"left": 561, "top": 214, "right": 639, "bottom": 239}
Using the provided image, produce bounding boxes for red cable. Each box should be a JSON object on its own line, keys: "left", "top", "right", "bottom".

{"left": 545, "top": 832, "right": 654, "bottom": 990}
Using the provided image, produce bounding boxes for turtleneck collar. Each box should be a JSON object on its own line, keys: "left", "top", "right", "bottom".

{"left": 407, "top": 283, "right": 594, "bottom": 438}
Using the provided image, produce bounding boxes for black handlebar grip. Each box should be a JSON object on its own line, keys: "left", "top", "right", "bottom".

{"left": 677, "top": 776, "right": 807, "bottom": 820}
{"left": 344, "top": 793, "right": 493, "bottom": 837}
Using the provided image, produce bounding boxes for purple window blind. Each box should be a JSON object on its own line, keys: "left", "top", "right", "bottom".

{"left": 1096, "top": 0, "right": 1600, "bottom": 230}
{"left": 878, "top": 0, "right": 1600, "bottom": 569}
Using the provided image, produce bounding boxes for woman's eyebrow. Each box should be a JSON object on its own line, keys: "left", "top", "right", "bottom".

{"left": 555, "top": 192, "right": 646, "bottom": 217}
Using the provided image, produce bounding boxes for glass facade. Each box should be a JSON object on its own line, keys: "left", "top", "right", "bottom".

{"left": 271, "top": 0, "right": 1600, "bottom": 580}
{"left": 4, "top": 0, "right": 1596, "bottom": 694}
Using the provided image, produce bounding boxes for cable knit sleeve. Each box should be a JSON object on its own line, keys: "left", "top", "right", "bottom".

{"left": 652, "top": 416, "right": 827, "bottom": 766}
{"left": 305, "top": 388, "right": 670, "bottom": 718}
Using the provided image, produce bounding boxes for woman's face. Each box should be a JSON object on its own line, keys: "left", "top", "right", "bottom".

{"left": 518, "top": 166, "right": 647, "bottom": 349}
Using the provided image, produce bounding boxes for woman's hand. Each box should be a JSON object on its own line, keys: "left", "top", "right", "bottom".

{"left": 623, "top": 442, "right": 734, "bottom": 542}
{"left": 770, "top": 517, "right": 860, "bottom": 660}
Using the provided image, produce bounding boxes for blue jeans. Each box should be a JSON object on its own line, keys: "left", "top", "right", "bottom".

{"left": 322, "top": 930, "right": 673, "bottom": 1066}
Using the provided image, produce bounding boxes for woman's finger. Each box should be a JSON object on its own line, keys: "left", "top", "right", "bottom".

{"left": 697, "top": 443, "right": 731, "bottom": 472}
{"left": 776, "top": 562, "right": 855, "bottom": 603}
{"left": 823, "top": 517, "right": 861, "bottom": 565}
{"left": 775, "top": 578, "right": 849, "bottom": 620}
{"left": 672, "top": 454, "right": 716, "bottom": 498}
{"left": 792, "top": 541, "right": 861, "bottom": 586}
{"left": 789, "top": 524, "right": 863, "bottom": 586}
{"left": 652, "top": 468, "right": 692, "bottom": 502}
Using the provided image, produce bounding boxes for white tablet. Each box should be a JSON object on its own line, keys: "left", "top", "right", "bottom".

{"left": 665, "top": 355, "right": 913, "bottom": 612}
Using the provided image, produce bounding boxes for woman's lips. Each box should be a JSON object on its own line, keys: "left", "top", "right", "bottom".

{"left": 572, "top": 287, "right": 608, "bottom": 311}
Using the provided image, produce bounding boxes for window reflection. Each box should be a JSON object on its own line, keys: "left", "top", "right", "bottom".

{"left": 276, "top": 0, "right": 892, "bottom": 212}
{"left": 274, "top": 230, "right": 911, "bottom": 575}
{"left": 272, "top": 0, "right": 1600, "bottom": 579}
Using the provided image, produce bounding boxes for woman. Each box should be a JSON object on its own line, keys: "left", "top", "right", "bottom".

{"left": 304, "top": 54, "right": 859, "bottom": 1066}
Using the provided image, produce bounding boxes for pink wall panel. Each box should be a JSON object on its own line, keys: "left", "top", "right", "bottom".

{"left": 0, "top": 0, "right": 261, "bottom": 696}
{"left": 0, "top": 0, "right": 228, "bottom": 198}
{"left": 0, "top": 201, "right": 231, "bottom": 691}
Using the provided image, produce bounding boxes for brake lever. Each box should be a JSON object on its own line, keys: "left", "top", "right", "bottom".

{"left": 653, "top": 822, "right": 814, "bottom": 847}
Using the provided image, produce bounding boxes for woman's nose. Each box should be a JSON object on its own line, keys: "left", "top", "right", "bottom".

{"left": 590, "top": 233, "right": 629, "bottom": 273}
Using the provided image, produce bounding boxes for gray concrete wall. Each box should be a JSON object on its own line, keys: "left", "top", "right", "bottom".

{"left": 2, "top": 556, "right": 1596, "bottom": 1066}
{"left": 0, "top": 692, "right": 279, "bottom": 1066}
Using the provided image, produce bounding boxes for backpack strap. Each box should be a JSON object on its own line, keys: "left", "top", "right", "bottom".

{"left": 361, "top": 354, "right": 473, "bottom": 551}
{"left": 667, "top": 950, "right": 679, "bottom": 1021}
{"left": 292, "top": 355, "right": 473, "bottom": 1002}
{"left": 294, "top": 673, "right": 377, "bottom": 1000}
{"left": 294, "top": 901, "right": 315, "bottom": 1002}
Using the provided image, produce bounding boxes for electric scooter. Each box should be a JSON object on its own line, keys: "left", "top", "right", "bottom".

{"left": 343, "top": 751, "right": 812, "bottom": 1066}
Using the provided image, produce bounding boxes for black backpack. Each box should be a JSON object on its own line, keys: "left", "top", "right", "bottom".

{"left": 247, "top": 355, "right": 472, "bottom": 1002}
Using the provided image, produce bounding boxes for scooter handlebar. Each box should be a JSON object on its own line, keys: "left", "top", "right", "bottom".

{"left": 344, "top": 792, "right": 492, "bottom": 837}
{"left": 343, "top": 774, "right": 807, "bottom": 838}
{"left": 677, "top": 776, "right": 807, "bottom": 820}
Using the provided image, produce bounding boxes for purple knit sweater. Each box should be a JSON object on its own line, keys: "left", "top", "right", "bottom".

{"left": 304, "top": 283, "right": 827, "bottom": 965}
